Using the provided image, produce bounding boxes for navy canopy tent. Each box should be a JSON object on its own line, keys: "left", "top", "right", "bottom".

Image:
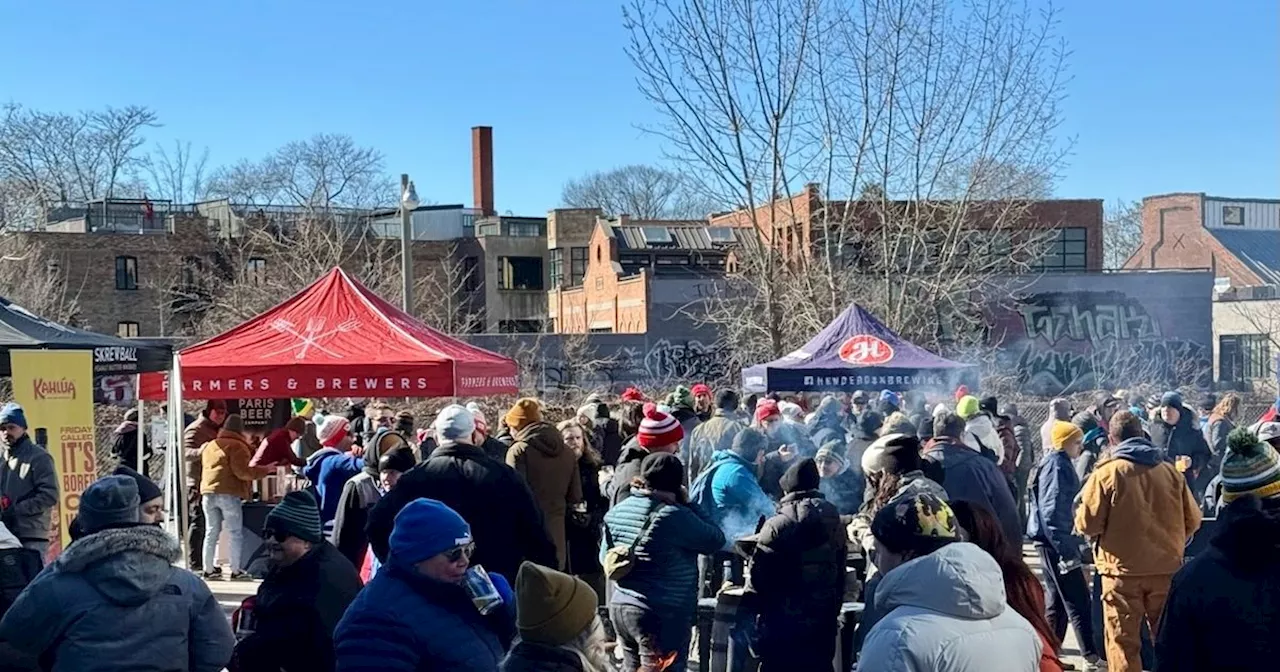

{"left": 0, "top": 296, "right": 172, "bottom": 376}
{"left": 742, "top": 304, "right": 979, "bottom": 393}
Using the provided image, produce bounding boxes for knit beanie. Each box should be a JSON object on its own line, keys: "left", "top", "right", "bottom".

{"left": 953, "top": 385, "right": 969, "bottom": 402}
{"left": 221, "top": 413, "right": 245, "bottom": 435}
{"left": 515, "top": 561, "right": 598, "bottom": 646}
{"left": 640, "top": 452, "right": 684, "bottom": 492}
{"left": 638, "top": 403, "right": 684, "bottom": 449}
{"left": 379, "top": 447, "right": 417, "bottom": 474}
{"left": 778, "top": 401, "right": 803, "bottom": 421}
{"left": 754, "top": 399, "right": 781, "bottom": 424}
{"left": 79, "top": 475, "right": 140, "bottom": 534}
{"left": 0, "top": 403, "right": 28, "bottom": 429}
{"left": 505, "top": 398, "right": 543, "bottom": 432}
{"left": 668, "top": 385, "right": 695, "bottom": 410}
{"left": 870, "top": 492, "right": 958, "bottom": 555}
{"left": 390, "top": 498, "right": 472, "bottom": 566}
{"left": 1255, "top": 422, "right": 1280, "bottom": 444}
{"left": 291, "top": 398, "right": 315, "bottom": 419}
{"left": 780, "top": 458, "right": 821, "bottom": 494}
{"left": 1220, "top": 428, "right": 1280, "bottom": 503}
{"left": 318, "top": 416, "right": 350, "bottom": 448}
{"left": 862, "top": 432, "right": 924, "bottom": 476}
{"left": 621, "top": 387, "right": 645, "bottom": 402}
{"left": 815, "top": 441, "right": 848, "bottom": 469}
{"left": 979, "top": 396, "right": 1000, "bottom": 416}
{"left": 879, "top": 389, "right": 901, "bottom": 410}
{"left": 955, "top": 395, "right": 981, "bottom": 420}
{"left": 285, "top": 416, "right": 307, "bottom": 435}
{"left": 113, "top": 465, "right": 162, "bottom": 505}
{"left": 1050, "top": 421, "right": 1084, "bottom": 450}
{"left": 880, "top": 411, "right": 916, "bottom": 437}
{"left": 265, "top": 490, "right": 323, "bottom": 543}
{"left": 434, "top": 404, "right": 476, "bottom": 446}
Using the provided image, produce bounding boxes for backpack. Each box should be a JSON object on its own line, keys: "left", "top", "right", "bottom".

{"left": 688, "top": 459, "right": 731, "bottom": 521}
{"left": 995, "top": 418, "right": 1021, "bottom": 476}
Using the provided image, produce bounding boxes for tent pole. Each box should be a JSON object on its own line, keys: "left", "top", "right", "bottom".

{"left": 169, "top": 355, "right": 187, "bottom": 560}
{"left": 135, "top": 375, "right": 145, "bottom": 475}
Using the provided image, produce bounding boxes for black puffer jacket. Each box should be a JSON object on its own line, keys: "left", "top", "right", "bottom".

{"left": 1156, "top": 495, "right": 1280, "bottom": 672}
{"left": 746, "top": 489, "right": 847, "bottom": 663}
{"left": 566, "top": 454, "right": 606, "bottom": 577}
{"left": 365, "top": 443, "right": 557, "bottom": 580}
{"left": 231, "top": 542, "right": 362, "bottom": 672}
{"left": 1149, "top": 407, "right": 1212, "bottom": 476}
{"left": 608, "top": 441, "right": 649, "bottom": 507}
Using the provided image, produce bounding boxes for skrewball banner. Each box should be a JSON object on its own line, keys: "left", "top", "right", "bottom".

{"left": 11, "top": 350, "right": 95, "bottom": 556}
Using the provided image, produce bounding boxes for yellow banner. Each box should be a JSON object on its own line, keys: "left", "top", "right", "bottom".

{"left": 11, "top": 350, "right": 96, "bottom": 555}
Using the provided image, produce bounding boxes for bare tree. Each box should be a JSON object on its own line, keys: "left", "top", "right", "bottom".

{"left": 0, "top": 236, "right": 83, "bottom": 325}
{"left": 141, "top": 140, "right": 211, "bottom": 203}
{"left": 626, "top": 0, "right": 1071, "bottom": 368}
{"left": 0, "top": 104, "right": 157, "bottom": 222}
{"left": 1104, "top": 198, "right": 1143, "bottom": 269}
{"left": 416, "top": 242, "right": 485, "bottom": 335}
{"left": 561, "top": 164, "right": 717, "bottom": 218}
{"left": 206, "top": 134, "right": 394, "bottom": 211}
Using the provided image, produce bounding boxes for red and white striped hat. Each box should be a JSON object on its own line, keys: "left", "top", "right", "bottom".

{"left": 638, "top": 403, "right": 684, "bottom": 449}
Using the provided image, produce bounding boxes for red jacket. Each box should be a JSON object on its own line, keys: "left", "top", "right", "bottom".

{"left": 250, "top": 428, "right": 304, "bottom": 468}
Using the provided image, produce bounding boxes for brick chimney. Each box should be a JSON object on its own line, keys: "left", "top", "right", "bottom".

{"left": 471, "top": 126, "right": 494, "bottom": 216}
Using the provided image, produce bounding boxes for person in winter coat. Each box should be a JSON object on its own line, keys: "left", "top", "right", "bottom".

{"left": 231, "top": 491, "right": 362, "bottom": 672}
{"left": 0, "top": 475, "right": 235, "bottom": 672}
{"left": 501, "top": 562, "right": 608, "bottom": 672}
{"left": 200, "top": 414, "right": 272, "bottom": 579}
{"left": 1027, "top": 422, "right": 1102, "bottom": 668}
{"left": 607, "top": 404, "right": 684, "bottom": 506}
{"left": 859, "top": 493, "right": 1042, "bottom": 671}
{"left": 336, "top": 498, "right": 515, "bottom": 672}
{"left": 951, "top": 501, "right": 1064, "bottom": 672}
{"left": 956, "top": 395, "right": 1003, "bottom": 464}
{"left": 806, "top": 395, "right": 847, "bottom": 449}
{"left": 1148, "top": 391, "right": 1213, "bottom": 491}
{"left": 602, "top": 453, "right": 726, "bottom": 672}
{"left": 696, "top": 427, "right": 774, "bottom": 546}
{"left": 0, "top": 404, "right": 56, "bottom": 559}
{"left": 746, "top": 458, "right": 847, "bottom": 671}
{"left": 923, "top": 413, "right": 1022, "bottom": 545}
{"left": 558, "top": 421, "right": 607, "bottom": 600}
{"left": 1070, "top": 412, "right": 1108, "bottom": 483}
{"left": 814, "top": 442, "right": 863, "bottom": 515}
{"left": 505, "top": 399, "right": 583, "bottom": 570}
{"left": 687, "top": 390, "right": 745, "bottom": 482}
{"left": 758, "top": 402, "right": 818, "bottom": 499}
{"left": 109, "top": 408, "right": 149, "bottom": 475}
{"left": 183, "top": 400, "right": 227, "bottom": 572}
{"left": 68, "top": 465, "right": 165, "bottom": 541}
{"left": 366, "top": 405, "right": 557, "bottom": 581}
{"left": 332, "top": 429, "right": 409, "bottom": 569}
{"left": 1075, "top": 410, "right": 1202, "bottom": 672}
{"left": 1204, "top": 392, "right": 1240, "bottom": 484}
{"left": 665, "top": 386, "right": 702, "bottom": 460}
{"left": 303, "top": 417, "right": 364, "bottom": 539}
{"left": 1156, "top": 488, "right": 1280, "bottom": 672}
{"left": 1004, "top": 403, "right": 1037, "bottom": 531}
{"left": 1040, "top": 398, "right": 1072, "bottom": 453}
{"left": 843, "top": 409, "right": 882, "bottom": 470}
{"left": 251, "top": 416, "right": 308, "bottom": 469}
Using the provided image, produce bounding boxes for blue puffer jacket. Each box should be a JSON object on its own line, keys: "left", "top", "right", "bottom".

{"left": 601, "top": 491, "right": 726, "bottom": 615}
{"left": 1027, "top": 450, "right": 1084, "bottom": 563}
{"left": 0, "top": 525, "right": 233, "bottom": 672}
{"left": 702, "top": 450, "right": 775, "bottom": 547}
{"left": 335, "top": 562, "right": 511, "bottom": 672}
{"left": 304, "top": 448, "right": 363, "bottom": 533}
{"left": 923, "top": 439, "right": 1022, "bottom": 545}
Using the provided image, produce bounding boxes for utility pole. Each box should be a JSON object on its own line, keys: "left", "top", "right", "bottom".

{"left": 400, "top": 173, "right": 419, "bottom": 313}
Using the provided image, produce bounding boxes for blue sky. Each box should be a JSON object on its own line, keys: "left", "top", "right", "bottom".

{"left": 1, "top": 0, "right": 1275, "bottom": 214}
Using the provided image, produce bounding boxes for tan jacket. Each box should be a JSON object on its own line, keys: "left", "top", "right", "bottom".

{"left": 507, "top": 422, "right": 583, "bottom": 569}
{"left": 1074, "top": 438, "right": 1201, "bottom": 576}
{"left": 200, "top": 430, "right": 271, "bottom": 500}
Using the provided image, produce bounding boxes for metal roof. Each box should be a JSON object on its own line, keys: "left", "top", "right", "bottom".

{"left": 1209, "top": 228, "right": 1280, "bottom": 285}
{"left": 612, "top": 223, "right": 745, "bottom": 251}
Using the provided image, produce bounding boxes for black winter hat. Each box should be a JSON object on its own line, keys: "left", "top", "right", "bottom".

{"left": 640, "top": 452, "right": 684, "bottom": 493}
{"left": 113, "top": 465, "right": 162, "bottom": 504}
{"left": 780, "top": 458, "right": 821, "bottom": 494}
{"left": 379, "top": 446, "right": 417, "bottom": 474}
{"left": 979, "top": 396, "right": 999, "bottom": 415}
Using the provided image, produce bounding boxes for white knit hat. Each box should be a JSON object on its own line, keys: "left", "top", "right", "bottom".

{"left": 434, "top": 405, "right": 476, "bottom": 446}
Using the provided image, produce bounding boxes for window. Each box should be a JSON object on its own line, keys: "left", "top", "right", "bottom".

{"left": 116, "top": 321, "right": 139, "bottom": 338}
{"left": 115, "top": 256, "right": 138, "bottom": 290}
{"left": 1222, "top": 205, "right": 1245, "bottom": 226}
{"left": 641, "top": 227, "right": 673, "bottom": 244}
{"left": 498, "top": 319, "right": 544, "bottom": 333}
{"left": 1220, "top": 334, "right": 1272, "bottom": 383}
{"left": 496, "top": 256, "right": 544, "bottom": 290}
{"left": 549, "top": 248, "right": 564, "bottom": 287}
{"left": 570, "top": 247, "right": 588, "bottom": 286}
{"left": 245, "top": 258, "right": 266, "bottom": 287}
{"left": 1031, "top": 227, "right": 1088, "bottom": 272}
{"left": 620, "top": 255, "right": 648, "bottom": 277}
{"left": 462, "top": 257, "right": 479, "bottom": 291}
{"left": 180, "top": 256, "right": 204, "bottom": 288}
{"left": 707, "top": 227, "right": 736, "bottom": 243}
{"left": 505, "top": 220, "right": 544, "bottom": 237}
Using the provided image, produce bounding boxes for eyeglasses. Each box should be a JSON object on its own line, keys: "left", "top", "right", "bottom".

{"left": 444, "top": 543, "right": 475, "bottom": 563}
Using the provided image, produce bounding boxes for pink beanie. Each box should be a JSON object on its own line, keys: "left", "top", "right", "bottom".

{"left": 638, "top": 403, "right": 684, "bottom": 449}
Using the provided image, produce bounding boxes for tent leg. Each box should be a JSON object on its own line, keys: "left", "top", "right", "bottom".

{"left": 135, "top": 377, "right": 145, "bottom": 476}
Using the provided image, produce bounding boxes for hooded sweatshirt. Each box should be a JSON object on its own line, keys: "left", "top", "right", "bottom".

{"left": 506, "top": 421, "right": 582, "bottom": 570}
{"left": 332, "top": 429, "right": 407, "bottom": 568}
{"left": 0, "top": 525, "right": 234, "bottom": 672}
{"left": 304, "top": 447, "right": 364, "bottom": 537}
{"left": 860, "top": 542, "right": 1042, "bottom": 671}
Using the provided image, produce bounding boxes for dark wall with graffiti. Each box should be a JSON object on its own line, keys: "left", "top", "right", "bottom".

{"left": 986, "top": 270, "right": 1213, "bottom": 395}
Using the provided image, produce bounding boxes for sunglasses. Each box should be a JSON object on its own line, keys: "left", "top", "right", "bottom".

{"left": 444, "top": 543, "right": 476, "bottom": 563}
{"left": 263, "top": 529, "right": 292, "bottom": 544}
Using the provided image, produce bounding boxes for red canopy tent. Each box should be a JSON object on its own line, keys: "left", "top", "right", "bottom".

{"left": 140, "top": 267, "right": 517, "bottom": 400}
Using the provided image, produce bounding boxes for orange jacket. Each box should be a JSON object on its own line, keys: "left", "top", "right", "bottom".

{"left": 1074, "top": 438, "right": 1201, "bottom": 576}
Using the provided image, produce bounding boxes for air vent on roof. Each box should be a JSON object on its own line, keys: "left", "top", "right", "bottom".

{"left": 707, "top": 227, "right": 736, "bottom": 243}
{"left": 641, "top": 226, "right": 673, "bottom": 244}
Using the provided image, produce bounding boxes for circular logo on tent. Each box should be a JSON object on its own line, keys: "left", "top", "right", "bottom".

{"left": 838, "top": 335, "right": 895, "bottom": 365}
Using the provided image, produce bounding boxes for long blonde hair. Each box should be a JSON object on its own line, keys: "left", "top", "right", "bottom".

{"left": 504, "top": 617, "right": 610, "bottom": 672}
{"left": 1212, "top": 393, "right": 1241, "bottom": 421}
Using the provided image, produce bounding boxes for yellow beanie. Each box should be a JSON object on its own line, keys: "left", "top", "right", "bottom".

{"left": 505, "top": 398, "right": 543, "bottom": 432}
{"left": 956, "top": 395, "right": 980, "bottom": 420}
{"left": 1051, "top": 421, "right": 1083, "bottom": 450}
{"left": 515, "top": 561, "right": 598, "bottom": 646}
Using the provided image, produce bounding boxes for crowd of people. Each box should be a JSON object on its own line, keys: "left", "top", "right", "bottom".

{"left": 0, "top": 386, "right": 1278, "bottom": 671}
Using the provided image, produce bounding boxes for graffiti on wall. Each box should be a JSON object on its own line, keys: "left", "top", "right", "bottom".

{"left": 992, "top": 287, "right": 1211, "bottom": 395}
